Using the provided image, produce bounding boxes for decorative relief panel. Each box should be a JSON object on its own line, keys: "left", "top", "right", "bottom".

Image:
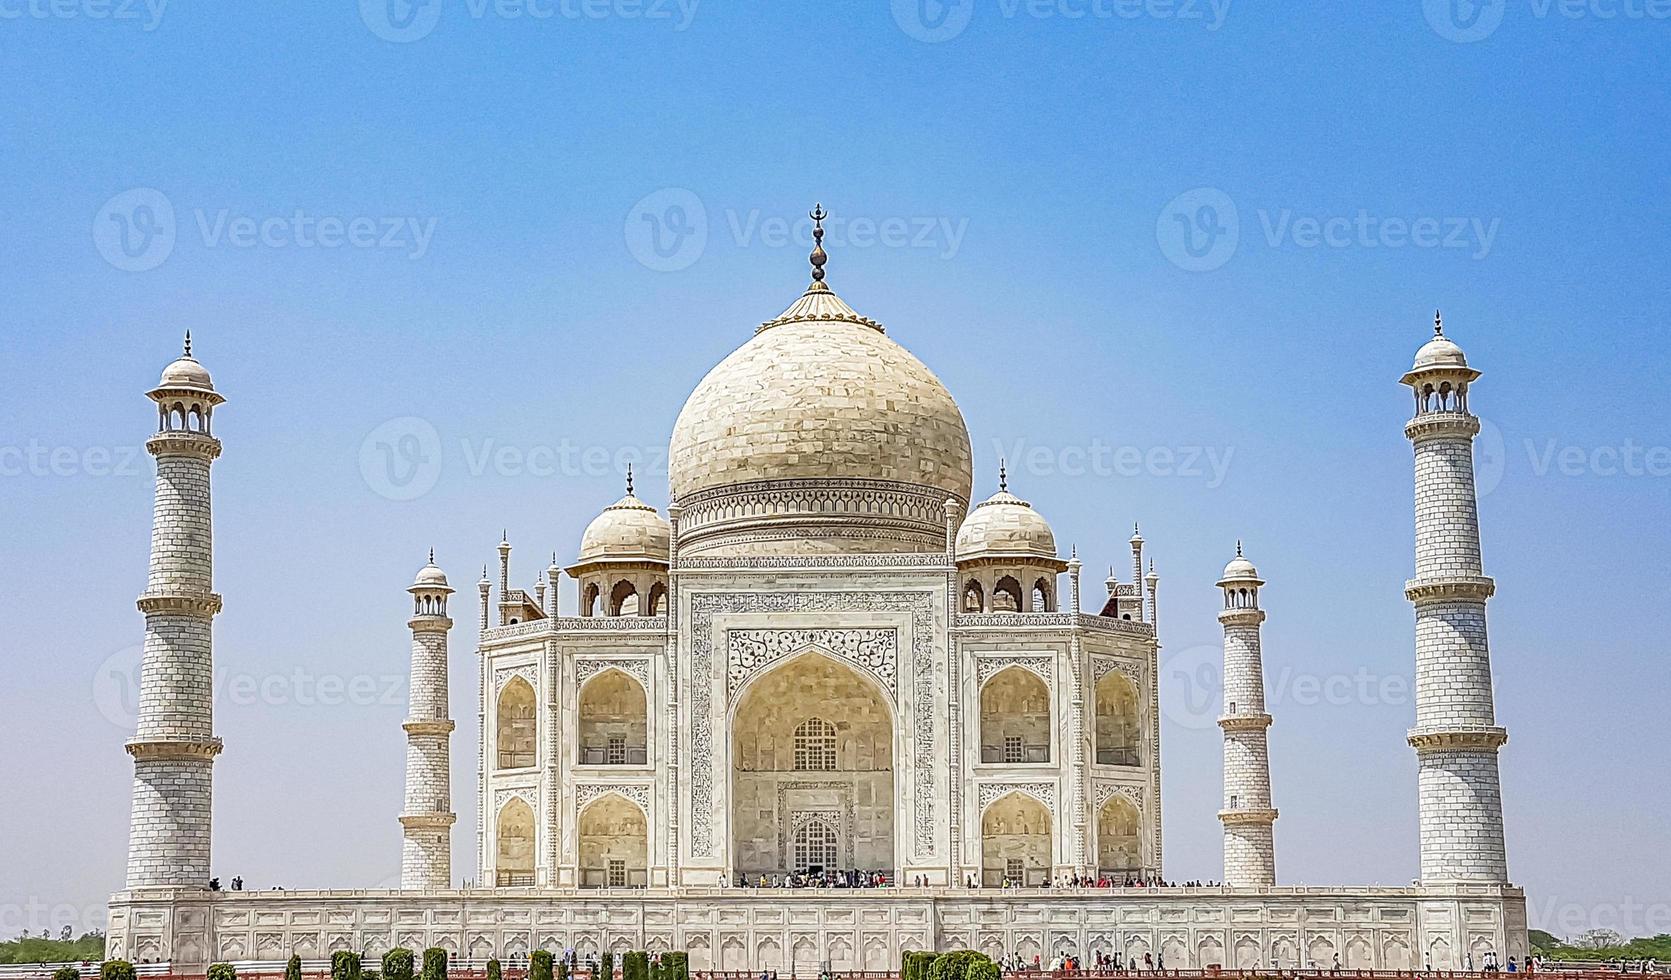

{"left": 1093, "top": 782, "right": 1145, "bottom": 811}
{"left": 977, "top": 781, "right": 1057, "bottom": 814}
{"left": 492, "top": 787, "right": 537, "bottom": 813}
{"left": 1091, "top": 656, "right": 1142, "bottom": 685}
{"left": 689, "top": 591, "right": 938, "bottom": 858}
{"left": 974, "top": 655, "right": 1053, "bottom": 688}
{"left": 575, "top": 783, "right": 651, "bottom": 813}
{"left": 728, "top": 628, "right": 898, "bottom": 700}
{"left": 576, "top": 658, "right": 651, "bottom": 687}
{"left": 493, "top": 663, "right": 538, "bottom": 692}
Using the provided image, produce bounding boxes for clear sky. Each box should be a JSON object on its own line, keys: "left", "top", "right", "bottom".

{"left": 2, "top": 0, "right": 1669, "bottom": 945}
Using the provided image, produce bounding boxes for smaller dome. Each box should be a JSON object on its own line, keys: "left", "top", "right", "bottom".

{"left": 412, "top": 553, "right": 451, "bottom": 590}
{"left": 1219, "top": 545, "right": 1261, "bottom": 584}
{"left": 159, "top": 356, "right": 213, "bottom": 390}
{"left": 956, "top": 483, "right": 1058, "bottom": 563}
{"left": 1412, "top": 334, "right": 1468, "bottom": 372}
{"left": 576, "top": 491, "right": 670, "bottom": 565}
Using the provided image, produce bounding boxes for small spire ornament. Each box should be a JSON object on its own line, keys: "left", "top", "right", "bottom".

{"left": 809, "top": 203, "right": 828, "bottom": 283}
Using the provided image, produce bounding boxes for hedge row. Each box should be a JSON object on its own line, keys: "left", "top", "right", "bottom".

{"left": 904, "top": 950, "right": 996, "bottom": 980}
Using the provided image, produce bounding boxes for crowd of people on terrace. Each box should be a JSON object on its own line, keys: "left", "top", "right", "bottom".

{"left": 723, "top": 870, "right": 1207, "bottom": 890}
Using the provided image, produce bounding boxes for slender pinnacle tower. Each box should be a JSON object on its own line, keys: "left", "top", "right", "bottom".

{"left": 1401, "top": 313, "right": 1508, "bottom": 883}
{"left": 125, "top": 334, "right": 225, "bottom": 889}
{"left": 401, "top": 552, "right": 456, "bottom": 889}
{"left": 1217, "top": 544, "right": 1278, "bottom": 887}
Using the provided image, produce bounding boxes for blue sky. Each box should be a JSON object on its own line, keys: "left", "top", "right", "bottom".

{"left": 3, "top": 0, "right": 1669, "bottom": 942}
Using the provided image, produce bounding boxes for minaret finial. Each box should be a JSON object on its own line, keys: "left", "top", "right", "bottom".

{"left": 998, "top": 458, "right": 1008, "bottom": 492}
{"left": 626, "top": 463, "right": 635, "bottom": 496}
{"left": 1434, "top": 309, "right": 1444, "bottom": 336}
{"left": 183, "top": 330, "right": 193, "bottom": 357}
{"left": 1236, "top": 539, "right": 1243, "bottom": 557}
{"left": 428, "top": 547, "right": 435, "bottom": 564}
{"left": 809, "top": 202, "right": 829, "bottom": 283}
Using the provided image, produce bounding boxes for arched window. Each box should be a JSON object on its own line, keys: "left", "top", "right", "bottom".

{"left": 1032, "top": 578, "right": 1052, "bottom": 612}
{"left": 496, "top": 678, "right": 537, "bottom": 770}
{"left": 793, "top": 818, "right": 839, "bottom": 872}
{"left": 963, "top": 580, "right": 984, "bottom": 613}
{"left": 646, "top": 581, "right": 666, "bottom": 616}
{"left": 582, "top": 583, "right": 600, "bottom": 617}
{"left": 992, "top": 576, "right": 1023, "bottom": 612}
{"left": 577, "top": 670, "right": 648, "bottom": 766}
{"left": 793, "top": 717, "right": 837, "bottom": 771}
{"left": 609, "top": 580, "right": 638, "bottom": 617}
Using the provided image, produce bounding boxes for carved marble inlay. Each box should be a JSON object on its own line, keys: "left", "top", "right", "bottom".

{"left": 575, "top": 783, "right": 650, "bottom": 813}
{"left": 1091, "top": 655, "right": 1142, "bottom": 685}
{"left": 1093, "top": 781, "right": 1145, "bottom": 811}
{"left": 977, "top": 781, "right": 1056, "bottom": 814}
{"left": 689, "top": 590, "right": 938, "bottom": 858}
{"left": 492, "top": 787, "right": 536, "bottom": 813}
{"left": 975, "top": 655, "right": 1053, "bottom": 688}
{"left": 728, "top": 628, "right": 898, "bottom": 700}
{"left": 493, "top": 663, "right": 538, "bottom": 692}
{"left": 576, "top": 658, "right": 650, "bottom": 688}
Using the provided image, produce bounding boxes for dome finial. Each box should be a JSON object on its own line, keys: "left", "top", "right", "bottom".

{"left": 183, "top": 330, "right": 193, "bottom": 358}
{"left": 809, "top": 202, "right": 829, "bottom": 283}
{"left": 428, "top": 546, "right": 435, "bottom": 564}
{"left": 1434, "top": 309, "right": 1444, "bottom": 336}
{"left": 998, "top": 458, "right": 1008, "bottom": 492}
{"left": 1236, "top": 539, "right": 1243, "bottom": 557}
{"left": 626, "top": 462, "right": 635, "bottom": 496}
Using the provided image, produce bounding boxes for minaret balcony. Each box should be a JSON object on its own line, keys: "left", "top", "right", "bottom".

{"left": 145, "top": 430, "right": 222, "bottom": 459}
{"left": 1404, "top": 412, "right": 1480, "bottom": 442}
{"left": 136, "top": 592, "right": 223, "bottom": 615}
{"left": 125, "top": 735, "right": 222, "bottom": 761}
{"left": 1218, "top": 806, "right": 1278, "bottom": 825}
{"left": 1218, "top": 713, "right": 1272, "bottom": 732}
{"left": 1404, "top": 576, "right": 1495, "bottom": 603}
{"left": 1407, "top": 725, "right": 1507, "bottom": 750}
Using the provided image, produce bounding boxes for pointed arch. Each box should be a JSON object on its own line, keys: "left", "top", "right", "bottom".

{"left": 1096, "top": 794, "right": 1141, "bottom": 875}
{"left": 609, "top": 580, "right": 638, "bottom": 617}
{"left": 1095, "top": 670, "right": 1141, "bottom": 766}
{"left": 496, "top": 677, "right": 537, "bottom": 770}
{"left": 980, "top": 790, "right": 1051, "bottom": 886}
{"left": 577, "top": 668, "right": 647, "bottom": 766}
{"left": 980, "top": 665, "right": 1051, "bottom": 764}
{"left": 963, "top": 578, "right": 985, "bottom": 612}
{"left": 577, "top": 793, "right": 647, "bottom": 888}
{"left": 992, "top": 575, "right": 1023, "bottom": 612}
{"left": 646, "top": 581, "right": 666, "bottom": 616}
{"left": 495, "top": 797, "right": 535, "bottom": 886}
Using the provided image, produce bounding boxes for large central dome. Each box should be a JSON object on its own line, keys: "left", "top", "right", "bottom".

{"left": 668, "top": 261, "right": 973, "bottom": 557}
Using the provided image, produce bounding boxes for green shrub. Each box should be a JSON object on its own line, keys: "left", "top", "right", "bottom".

{"left": 530, "top": 951, "right": 553, "bottom": 980}
{"left": 621, "top": 952, "right": 648, "bottom": 980}
{"left": 600, "top": 951, "right": 614, "bottom": 980}
{"left": 554, "top": 959, "right": 569, "bottom": 980}
{"left": 99, "top": 962, "right": 135, "bottom": 980}
{"left": 332, "top": 951, "right": 362, "bottom": 980}
{"left": 207, "top": 964, "right": 238, "bottom": 980}
{"left": 965, "top": 959, "right": 1000, "bottom": 980}
{"left": 286, "top": 955, "right": 302, "bottom": 980}
{"left": 420, "top": 948, "right": 447, "bottom": 980}
{"left": 660, "top": 953, "right": 687, "bottom": 980}
{"left": 384, "top": 949, "right": 415, "bottom": 980}
{"left": 365, "top": 970, "right": 382, "bottom": 980}
{"left": 486, "top": 960, "right": 501, "bottom": 980}
{"left": 53, "top": 969, "right": 80, "bottom": 980}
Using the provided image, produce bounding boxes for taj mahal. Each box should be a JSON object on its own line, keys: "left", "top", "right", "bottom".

{"left": 106, "top": 210, "right": 1528, "bottom": 973}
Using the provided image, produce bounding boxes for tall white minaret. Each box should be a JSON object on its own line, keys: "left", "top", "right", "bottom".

{"left": 1217, "top": 543, "right": 1277, "bottom": 887}
{"left": 400, "top": 551, "right": 456, "bottom": 889}
{"left": 125, "top": 333, "right": 225, "bottom": 889}
{"left": 1401, "top": 313, "right": 1508, "bottom": 883}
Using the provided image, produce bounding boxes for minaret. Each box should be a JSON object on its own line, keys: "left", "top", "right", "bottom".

{"left": 1128, "top": 525, "right": 1145, "bottom": 621}
{"left": 125, "top": 333, "right": 225, "bottom": 890}
{"left": 400, "top": 551, "right": 456, "bottom": 889}
{"left": 1217, "top": 543, "right": 1278, "bottom": 887}
{"left": 1401, "top": 312, "right": 1508, "bottom": 883}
